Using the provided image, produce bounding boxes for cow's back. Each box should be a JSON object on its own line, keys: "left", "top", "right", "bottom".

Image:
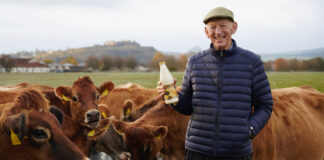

{"left": 100, "top": 87, "right": 159, "bottom": 119}
{"left": 253, "top": 86, "right": 324, "bottom": 160}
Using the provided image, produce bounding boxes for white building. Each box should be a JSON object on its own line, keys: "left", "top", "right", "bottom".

{"left": 11, "top": 58, "right": 50, "bottom": 73}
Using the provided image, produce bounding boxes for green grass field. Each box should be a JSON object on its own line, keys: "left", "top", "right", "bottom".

{"left": 0, "top": 72, "right": 323, "bottom": 92}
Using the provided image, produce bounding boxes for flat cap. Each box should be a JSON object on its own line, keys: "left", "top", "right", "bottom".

{"left": 203, "top": 7, "right": 234, "bottom": 24}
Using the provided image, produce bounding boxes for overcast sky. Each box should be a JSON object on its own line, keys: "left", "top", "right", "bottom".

{"left": 0, "top": 0, "right": 323, "bottom": 55}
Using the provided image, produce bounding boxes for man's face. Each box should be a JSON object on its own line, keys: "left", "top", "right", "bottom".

{"left": 205, "top": 18, "right": 237, "bottom": 50}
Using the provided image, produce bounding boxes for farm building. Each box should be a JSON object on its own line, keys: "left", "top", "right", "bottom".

{"left": 11, "top": 58, "right": 50, "bottom": 73}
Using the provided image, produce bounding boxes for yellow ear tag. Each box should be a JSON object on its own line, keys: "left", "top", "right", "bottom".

{"left": 62, "top": 95, "right": 70, "bottom": 101}
{"left": 155, "top": 133, "right": 161, "bottom": 140}
{"left": 125, "top": 108, "right": 131, "bottom": 115}
{"left": 101, "top": 112, "right": 107, "bottom": 118}
{"left": 10, "top": 129, "right": 21, "bottom": 145}
{"left": 101, "top": 89, "right": 109, "bottom": 97}
{"left": 104, "top": 124, "right": 109, "bottom": 130}
{"left": 87, "top": 129, "right": 95, "bottom": 137}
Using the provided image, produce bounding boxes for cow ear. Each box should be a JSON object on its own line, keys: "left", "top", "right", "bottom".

{"left": 98, "top": 81, "right": 115, "bottom": 98}
{"left": 123, "top": 100, "right": 134, "bottom": 116}
{"left": 54, "top": 86, "right": 72, "bottom": 102}
{"left": 152, "top": 126, "right": 168, "bottom": 140}
{"left": 98, "top": 104, "right": 111, "bottom": 118}
{"left": 49, "top": 106, "right": 64, "bottom": 124}
{"left": 4, "top": 113, "right": 26, "bottom": 145}
{"left": 111, "top": 117, "right": 127, "bottom": 135}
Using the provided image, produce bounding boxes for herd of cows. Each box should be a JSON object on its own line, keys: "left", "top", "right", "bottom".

{"left": 0, "top": 76, "right": 323, "bottom": 160}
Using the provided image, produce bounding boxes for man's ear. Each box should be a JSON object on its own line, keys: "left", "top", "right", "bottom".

{"left": 4, "top": 113, "right": 26, "bottom": 145}
{"left": 98, "top": 81, "right": 115, "bottom": 98}
{"left": 204, "top": 26, "right": 210, "bottom": 38}
{"left": 49, "top": 106, "right": 64, "bottom": 124}
{"left": 54, "top": 86, "right": 72, "bottom": 102}
{"left": 123, "top": 100, "right": 134, "bottom": 117}
{"left": 231, "top": 22, "right": 238, "bottom": 34}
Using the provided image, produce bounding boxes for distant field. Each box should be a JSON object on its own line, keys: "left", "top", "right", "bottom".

{"left": 0, "top": 72, "right": 323, "bottom": 92}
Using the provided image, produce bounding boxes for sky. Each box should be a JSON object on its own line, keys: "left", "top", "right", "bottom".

{"left": 0, "top": 0, "right": 323, "bottom": 55}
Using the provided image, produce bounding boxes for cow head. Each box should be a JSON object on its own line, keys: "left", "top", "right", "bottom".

{"left": 54, "top": 76, "right": 114, "bottom": 129}
{"left": 0, "top": 88, "right": 89, "bottom": 160}
{"left": 121, "top": 100, "right": 136, "bottom": 122}
{"left": 122, "top": 95, "right": 164, "bottom": 122}
{"left": 94, "top": 118, "right": 129, "bottom": 159}
{"left": 111, "top": 118, "right": 168, "bottom": 160}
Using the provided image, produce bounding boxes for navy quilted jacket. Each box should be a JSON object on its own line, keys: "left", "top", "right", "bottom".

{"left": 173, "top": 39, "right": 273, "bottom": 157}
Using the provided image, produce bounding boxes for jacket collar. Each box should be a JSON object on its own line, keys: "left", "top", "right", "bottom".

{"left": 208, "top": 39, "right": 237, "bottom": 57}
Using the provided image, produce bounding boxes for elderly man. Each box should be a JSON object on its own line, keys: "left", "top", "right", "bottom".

{"left": 158, "top": 7, "right": 273, "bottom": 160}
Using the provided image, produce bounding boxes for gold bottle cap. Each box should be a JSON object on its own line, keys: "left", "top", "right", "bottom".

{"left": 159, "top": 61, "right": 166, "bottom": 66}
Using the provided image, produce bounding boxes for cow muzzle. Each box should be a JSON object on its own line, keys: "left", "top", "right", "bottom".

{"left": 84, "top": 109, "right": 101, "bottom": 129}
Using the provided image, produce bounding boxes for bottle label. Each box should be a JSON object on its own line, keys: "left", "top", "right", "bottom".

{"left": 164, "top": 84, "right": 178, "bottom": 103}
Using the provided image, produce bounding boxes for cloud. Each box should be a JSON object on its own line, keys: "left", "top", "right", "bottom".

{"left": 0, "top": 0, "right": 323, "bottom": 54}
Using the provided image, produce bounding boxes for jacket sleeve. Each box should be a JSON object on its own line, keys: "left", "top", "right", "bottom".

{"left": 248, "top": 58, "right": 273, "bottom": 137}
{"left": 171, "top": 59, "right": 193, "bottom": 115}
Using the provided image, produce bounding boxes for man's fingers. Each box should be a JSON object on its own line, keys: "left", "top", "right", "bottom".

{"left": 173, "top": 78, "right": 177, "bottom": 85}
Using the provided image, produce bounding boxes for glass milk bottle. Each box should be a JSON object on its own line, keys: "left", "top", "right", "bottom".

{"left": 159, "top": 61, "right": 179, "bottom": 104}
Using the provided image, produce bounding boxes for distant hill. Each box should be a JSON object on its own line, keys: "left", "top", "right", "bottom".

{"left": 10, "top": 41, "right": 157, "bottom": 65}
{"left": 260, "top": 48, "right": 324, "bottom": 61}
{"left": 7, "top": 42, "right": 324, "bottom": 64}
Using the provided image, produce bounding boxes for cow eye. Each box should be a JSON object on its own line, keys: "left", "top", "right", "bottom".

{"left": 32, "top": 129, "right": 48, "bottom": 139}
{"left": 72, "top": 96, "right": 78, "bottom": 102}
{"left": 96, "top": 94, "right": 100, "bottom": 100}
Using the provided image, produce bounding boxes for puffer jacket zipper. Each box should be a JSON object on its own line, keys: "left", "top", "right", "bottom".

{"left": 214, "top": 50, "right": 224, "bottom": 156}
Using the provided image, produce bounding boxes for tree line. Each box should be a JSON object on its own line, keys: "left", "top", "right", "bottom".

{"left": 1, "top": 53, "right": 323, "bottom": 72}
{"left": 264, "top": 57, "right": 324, "bottom": 71}
{"left": 85, "top": 55, "right": 138, "bottom": 71}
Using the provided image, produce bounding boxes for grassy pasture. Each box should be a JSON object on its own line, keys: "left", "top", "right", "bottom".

{"left": 0, "top": 72, "right": 323, "bottom": 92}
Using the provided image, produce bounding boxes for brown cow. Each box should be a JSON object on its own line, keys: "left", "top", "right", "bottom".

{"left": 0, "top": 83, "right": 53, "bottom": 104}
{"left": 103, "top": 86, "right": 324, "bottom": 160}
{"left": 41, "top": 76, "right": 114, "bottom": 154}
{"left": 121, "top": 94, "right": 163, "bottom": 122}
{"left": 99, "top": 86, "right": 159, "bottom": 120}
{"left": 252, "top": 86, "right": 324, "bottom": 160}
{"left": 0, "top": 88, "right": 89, "bottom": 160}
{"left": 93, "top": 85, "right": 160, "bottom": 158}
{"left": 110, "top": 101, "right": 190, "bottom": 160}
{"left": 0, "top": 77, "right": 115, "bottom": 155}
{"left": 116, "top": 82, "right": 145, "bottom": 89}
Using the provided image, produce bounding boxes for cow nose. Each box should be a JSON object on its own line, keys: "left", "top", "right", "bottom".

{"left": 86, "top": 110, "right": 100, "bottom": 123}
{"left": 83, "top": 157, "right": 90, "bottom": 160}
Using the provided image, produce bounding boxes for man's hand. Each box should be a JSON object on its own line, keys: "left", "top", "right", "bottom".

{"left": 156, "top": 78, "right": 177, "bottom": 97}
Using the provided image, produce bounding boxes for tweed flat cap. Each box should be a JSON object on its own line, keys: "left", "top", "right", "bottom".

{"left": 203, "top": 7, "right": 234, "bottom": 24}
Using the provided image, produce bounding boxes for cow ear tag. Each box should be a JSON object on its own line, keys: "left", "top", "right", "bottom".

{"left": 62, "top": 95, "right": 70, "bottom": 101}
{"left": 155, "top": 133, "right": 162, "bottom": 140}
{"left": 10, "top": 129, "right": 22, "bottom": 145}
{"left": 101, "top": 112, "right": 107, "bottom": 118}
{"left": 101, "top": 89, "right": 109, "bottom": 97}
{"left": 88, "top": 129, "right": 95, "bottom": 137}
{"left": 125, "top": 108, "right": 131, "bottom": 115}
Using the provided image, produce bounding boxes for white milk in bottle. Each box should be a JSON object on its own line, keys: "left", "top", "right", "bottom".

{"left": 159, "top": 61, "right": 179, "bottom": 104}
